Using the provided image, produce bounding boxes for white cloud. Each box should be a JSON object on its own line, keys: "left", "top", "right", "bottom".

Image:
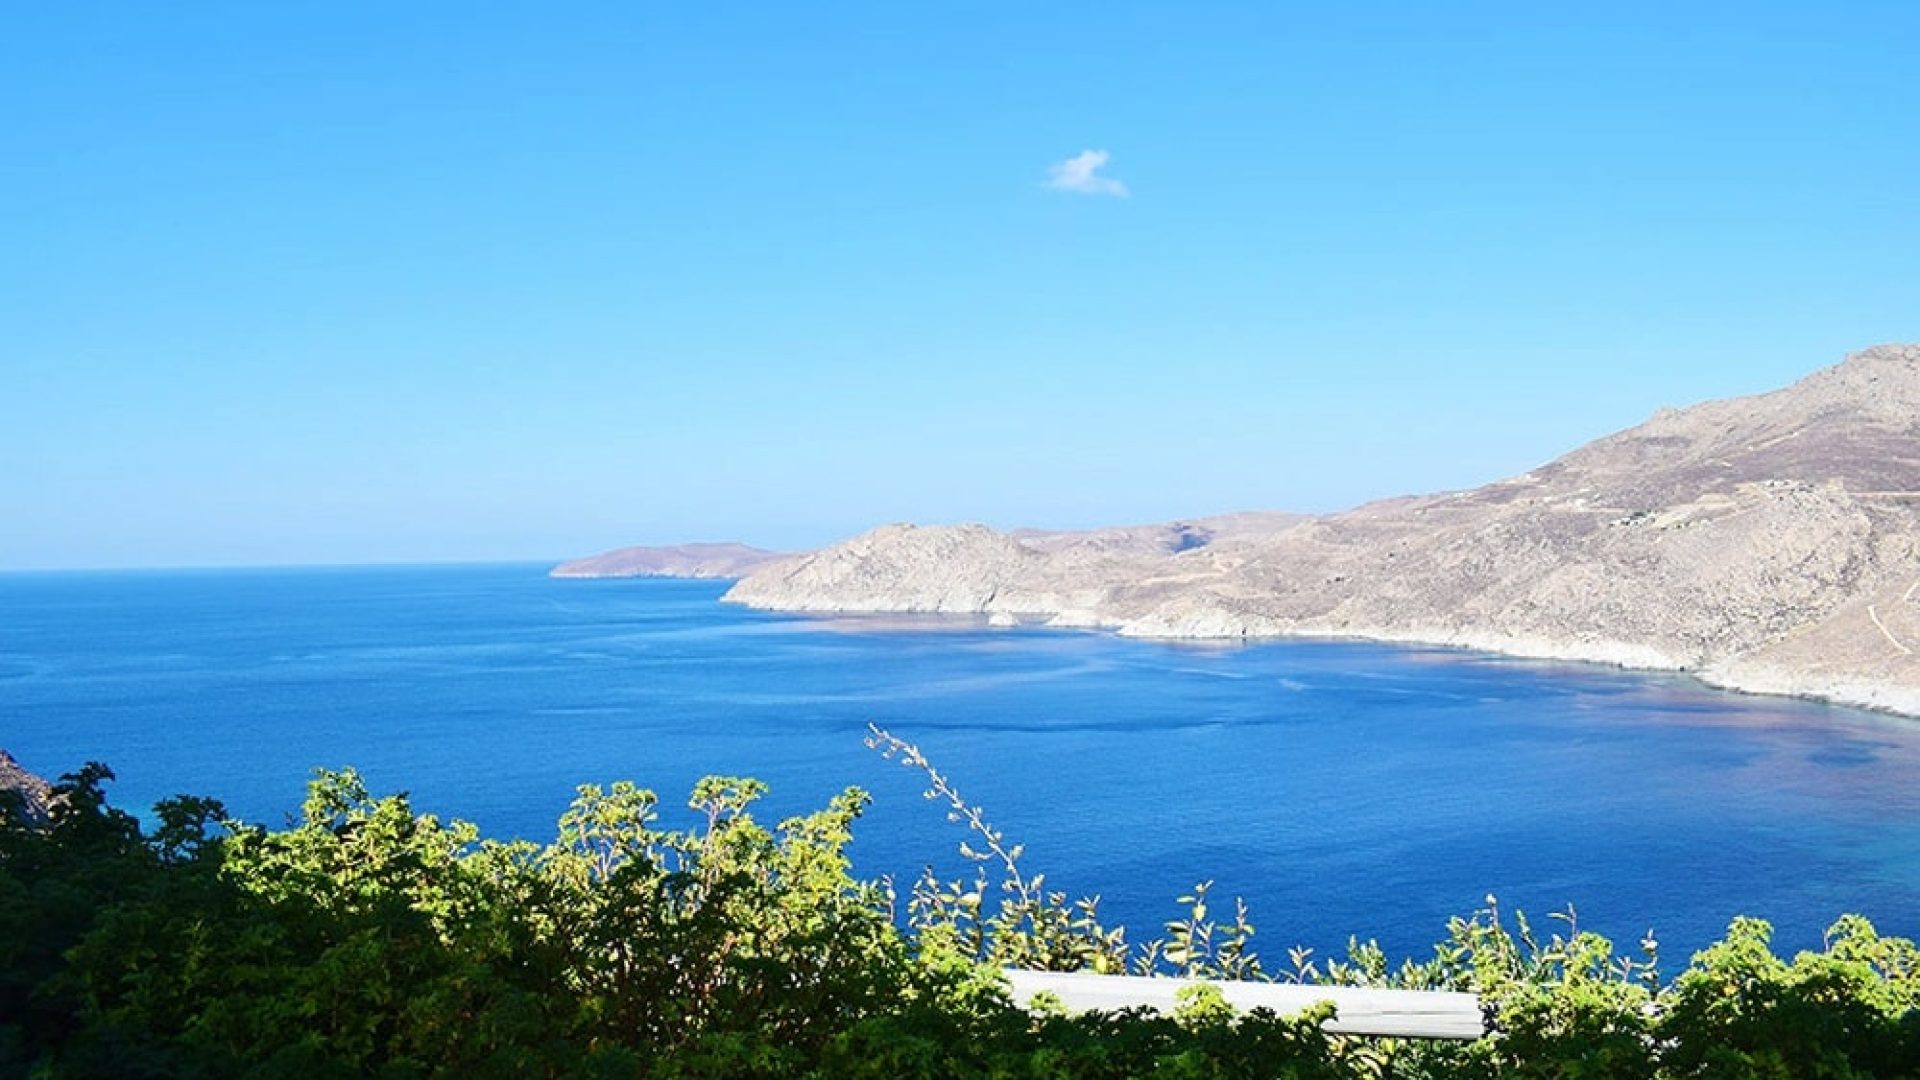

{"left": 1045, "top": 149, "right": 1129, "bottom": 197}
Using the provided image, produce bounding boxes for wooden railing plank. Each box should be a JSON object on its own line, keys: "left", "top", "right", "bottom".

{"left": 1003, "top": 970, "right": 1485, "bottom": 1040}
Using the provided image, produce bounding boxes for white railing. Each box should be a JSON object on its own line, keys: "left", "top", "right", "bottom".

{"left": 1004, "top": 969, "right": 1485, "bottom": 1040}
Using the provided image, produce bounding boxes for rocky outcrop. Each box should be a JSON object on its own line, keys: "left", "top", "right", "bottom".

{"left": 0, "top": 749, "right": 53, "bottom": 827}
{"left": 1012, "top": 511, "right": 1308, "bottom": 557}
{"left": 725, "top": 344, "right": 1920, "bottom": 717}
{"left": 551, "top": 542, "right": 788, "bottom": 580}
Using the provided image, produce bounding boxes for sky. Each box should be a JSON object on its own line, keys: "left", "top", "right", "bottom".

{"left": 4, "top": 2, "right": 1917, "bottom": 569}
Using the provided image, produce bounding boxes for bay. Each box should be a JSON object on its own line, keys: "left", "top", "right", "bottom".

{"left": 5, "top": 562, "right": 1919, "bottom": 965}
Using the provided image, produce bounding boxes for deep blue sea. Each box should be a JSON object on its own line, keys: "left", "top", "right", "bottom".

{"left": 6, "top": 563, "right": 1920, "bottom": 966}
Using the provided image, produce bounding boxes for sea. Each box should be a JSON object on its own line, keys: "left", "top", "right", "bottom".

{"left": 5, "top": 562, "right": 1920, "bottom": 967}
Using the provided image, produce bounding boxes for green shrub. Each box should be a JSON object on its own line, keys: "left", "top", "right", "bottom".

{"left": 2, "top": 732, "right": 1917, "bottom": 1078}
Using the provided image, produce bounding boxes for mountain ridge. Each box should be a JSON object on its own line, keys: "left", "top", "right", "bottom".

{"left": 550, "top": 542, "right": 788, "bottom": 580}
{"left": 722, "top": 344, "right": 1920, "bottom": 717}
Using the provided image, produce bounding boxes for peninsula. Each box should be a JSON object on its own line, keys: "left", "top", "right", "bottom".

{"left": 550, "top": 542, "right": 787, "bottom": 580}
{"left": 719, "top": 344, "right": 1920, "bottom": 717}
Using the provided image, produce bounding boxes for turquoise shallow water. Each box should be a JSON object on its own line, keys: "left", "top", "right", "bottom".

{"left": 5, "top": 563, "right": 1920, "bottom": 963}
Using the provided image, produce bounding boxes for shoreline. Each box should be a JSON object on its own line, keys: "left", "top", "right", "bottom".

{"left": 702, "top": 347, "right": 1920, "bottom": 729}
{"left": 722, "top": 594, "right": 1920, "bottom": 722}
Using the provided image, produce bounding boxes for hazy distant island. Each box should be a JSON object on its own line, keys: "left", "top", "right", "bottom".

{"left": 550, "top": 541, "right": 788, "bottom": 580}
{"left": 562, "top": 344, "right": 1920, "bottom": 718}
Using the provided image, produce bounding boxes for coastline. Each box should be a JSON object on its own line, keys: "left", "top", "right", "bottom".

{"left": 720, "top": 592, "right": 1920, "bottom": 721}
{"left": 705, "top": 347, "right": 1920, "bottom": 726}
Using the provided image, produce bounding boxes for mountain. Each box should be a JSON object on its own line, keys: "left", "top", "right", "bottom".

{"left": 550, "top": 542, "right": 788, "bottom": 580}
{"left": 1011, "top": 511, "right": 1309, "bottom": 556}
{"left": 724, "top": 344, "right": 1920, "bottom": 716}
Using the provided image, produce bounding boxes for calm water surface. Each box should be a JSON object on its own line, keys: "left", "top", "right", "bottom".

{"left": 6, "top": 563, "right": 1920, "bottom": 963}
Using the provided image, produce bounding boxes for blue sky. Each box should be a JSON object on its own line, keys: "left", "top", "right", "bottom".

{"left": 5, "top": 2, "right": 1916, "bottom": 569}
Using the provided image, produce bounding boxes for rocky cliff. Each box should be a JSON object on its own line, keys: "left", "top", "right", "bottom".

{"left": 551, "top": 542, "right": 788, "bottom": 580}
{"left": 0, "top": 749, "right": 53, "bottom": 826}
{"left": 725, "top": 344, "right": 1920, "bottom": 716}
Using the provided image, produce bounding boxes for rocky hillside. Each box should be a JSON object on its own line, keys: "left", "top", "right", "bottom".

{"left": 725, "top": 344, "right": 1920, "bottom": 716}
{"left": 0, "top": 749, "right": 53, "bottom": 826}
{"left": 551, "top": 542, "right": 788, "bottom": 579}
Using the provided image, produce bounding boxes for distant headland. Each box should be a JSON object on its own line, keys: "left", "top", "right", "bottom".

{"left": 550, "top": 541, "right": 787, "bottom": 580}
{"left": 559, "top": 344, "right": 1920, "bottom": 718}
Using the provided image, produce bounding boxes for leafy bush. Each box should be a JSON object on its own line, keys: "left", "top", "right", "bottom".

{"left": 1, "top": 731, "right": 1916, "bottom": 1078}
